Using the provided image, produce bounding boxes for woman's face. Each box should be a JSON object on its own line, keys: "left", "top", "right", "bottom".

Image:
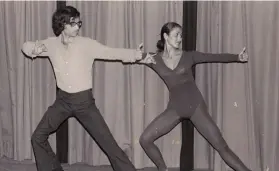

{"left": 164, "top": 27, "right": 182, "bottom": 50}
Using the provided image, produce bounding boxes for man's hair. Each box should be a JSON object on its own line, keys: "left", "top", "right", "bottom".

{"left": 52, "top": 6, "right": 80, "bottom": 36}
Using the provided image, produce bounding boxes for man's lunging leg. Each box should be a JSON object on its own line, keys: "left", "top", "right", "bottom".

{"left": 74, "top": 99, "right": 136, "bottom": 171}
{"left": 31, "top": 97, "right": 71, "bottom": 171}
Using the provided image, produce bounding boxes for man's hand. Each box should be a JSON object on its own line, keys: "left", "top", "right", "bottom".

{"left": 135, "top": 43, "right": 144, "bottom": 60}
{"left": 238, "top": 47, "right": 248, "bottom": 62}
{"left": 141, "top": 53, "right": 157, "bottom": 64}
{"left": 32, "top": 40, "right": 48, "bottom": 56}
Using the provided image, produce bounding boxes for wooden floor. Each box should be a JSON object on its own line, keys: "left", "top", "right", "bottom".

{"left": 0, "top": 163, "right": 180, "bottom": 171}
{"left": 0, "top": 156, "right": 179, "bottom": 171}
{"left": 0, "top": 162, "right": 214, "bottom": 171}
{"left": 0, "top": 156, "right": 213, "bottom": 171}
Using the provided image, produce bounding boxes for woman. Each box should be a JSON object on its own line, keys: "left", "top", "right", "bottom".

{"left": 139, "top": 22, "right": 251, "bottom": 171}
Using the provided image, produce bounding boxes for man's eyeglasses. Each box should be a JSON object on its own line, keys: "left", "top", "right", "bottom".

{"left": 69, "top": 21, "right": 82, "bottom": 28}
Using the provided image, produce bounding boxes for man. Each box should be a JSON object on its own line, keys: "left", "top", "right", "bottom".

{"left": 22, "top": 6, "right": 142, "bottom": 171}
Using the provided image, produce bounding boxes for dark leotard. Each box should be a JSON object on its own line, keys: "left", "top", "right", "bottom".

{"left": 145, "top": 51, "right": 239, "bottom": 118}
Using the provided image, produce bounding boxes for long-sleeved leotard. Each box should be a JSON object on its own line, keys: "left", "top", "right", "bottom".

{"left": 146, "top": 51, "right": 240, "bottom": 117}
{"left": 139, "top": 51, "right": 251, "bottom": 171}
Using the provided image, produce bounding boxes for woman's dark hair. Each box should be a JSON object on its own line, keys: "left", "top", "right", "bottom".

{"left": 156, "top": 22, "right": 182, "bottom": 51}
{"left": 52, "top": 6, "right": 80, "bottom": 36}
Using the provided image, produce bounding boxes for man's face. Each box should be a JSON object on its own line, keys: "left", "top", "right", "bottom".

{"left": 63, "top": 17, "right": 82, "bottom": 37}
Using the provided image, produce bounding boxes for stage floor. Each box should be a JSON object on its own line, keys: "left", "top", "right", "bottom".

{"left": 0, "top": 156, "right": 181, "bottom": 171}
{"left": 0, "top": 156, "right": 214, "bottom": 171}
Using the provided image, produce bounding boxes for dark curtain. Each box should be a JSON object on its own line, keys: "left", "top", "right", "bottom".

{"left": 55, "top": 1, "right": 68, "bottom": 164}
{"left": 180, "top": 1, "right": 197, "bottom": 171}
